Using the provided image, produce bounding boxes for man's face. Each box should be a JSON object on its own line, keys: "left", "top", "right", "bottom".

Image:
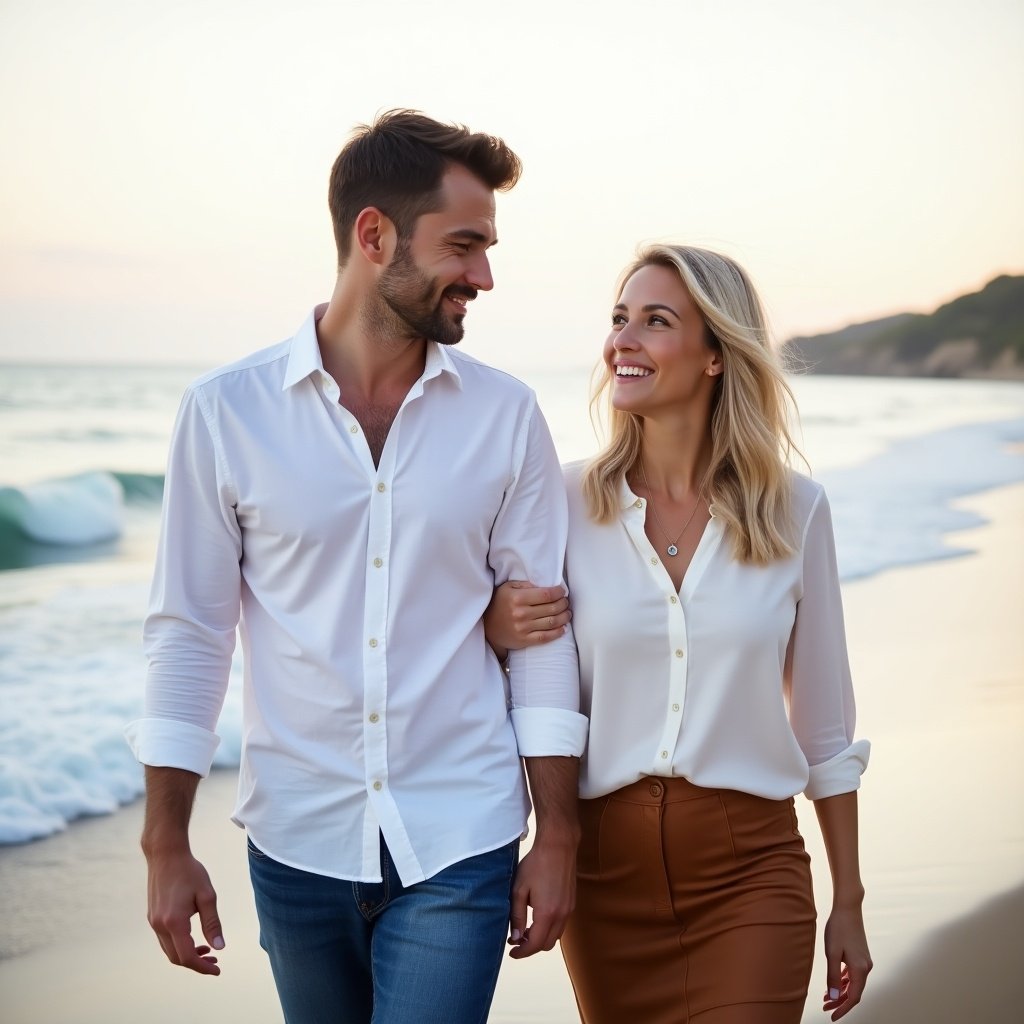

{"left": 377, "top": 164, "right": 498, "bottom": 346}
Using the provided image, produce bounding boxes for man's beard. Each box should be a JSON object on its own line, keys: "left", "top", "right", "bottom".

{"left": 376, "top": 241, "right": 475, "bottom": 346}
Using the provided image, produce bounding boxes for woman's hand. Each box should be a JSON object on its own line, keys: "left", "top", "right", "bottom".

{"left": 821, "top": 903, "right": 872, "bottom": 1020}
{"left": 484, "top": 580, "right": 571, "bottom": 658}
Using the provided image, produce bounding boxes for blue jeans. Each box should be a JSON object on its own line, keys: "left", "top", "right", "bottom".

{"left": 248, "top": 833, "right": 519, "bottom": 1024}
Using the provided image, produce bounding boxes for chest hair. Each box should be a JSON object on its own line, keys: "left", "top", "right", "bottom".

{"left": 349, "top": 402, "right": 402, "bottom": 467}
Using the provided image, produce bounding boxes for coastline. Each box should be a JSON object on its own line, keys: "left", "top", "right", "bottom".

{"left": 1, "top": 482, "right": 1022, "bottom": 1023}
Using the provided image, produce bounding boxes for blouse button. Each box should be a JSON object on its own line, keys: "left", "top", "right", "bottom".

{"left": 368, "top": 713, "right": 379, "bottom": 723}
{"left": 650, "top": 557, "right": 659, "bottom": 566}
{"left": 672, "top": 703, "right": 680, "bottom": 712}
{"left": 377, "top": 482, "right": 386, "bottom": 493}
{"left": 649, "top": 782, "right": 663, "bottom": 797}
{"left": 675, "top": 648, "right": 684, "bottom": 658}
{"left": 369, "top": 638, "right": 378, "bottom": 648}
{"left": 373, "top": 557, "right": 383, "bottom": 568}
{"left": 373, "top": 781, "right": 382, "bottom": 791}
{"left": 349, "top": 424, "right": 359, "bottom": 433}
{"left": 660, "top": 750, "right": 669, "bottom": 759}
{"left": 669, "top": 595, "right": 678, "bottom": 604}
{"left": 634, "top": 499, "right": 643, "bottom": 509}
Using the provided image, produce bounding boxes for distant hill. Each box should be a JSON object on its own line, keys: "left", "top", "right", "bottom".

{"left": 784, "top": 275, "right": 1024, "bottom": 380}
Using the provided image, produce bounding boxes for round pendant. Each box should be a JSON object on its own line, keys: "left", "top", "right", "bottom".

{"left": 666, "top": 544, "right": 679, "bottom": 557}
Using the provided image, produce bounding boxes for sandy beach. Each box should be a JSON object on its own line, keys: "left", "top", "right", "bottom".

{"left": 2, "top": 482, "right": 1021, "bottom": 1024}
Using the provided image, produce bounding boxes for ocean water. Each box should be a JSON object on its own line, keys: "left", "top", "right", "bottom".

{"left": 1, "top": 362, "right": 1023, "bottom": 844}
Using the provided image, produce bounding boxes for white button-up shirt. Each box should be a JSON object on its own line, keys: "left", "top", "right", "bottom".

{"left": 564, "top": 462, "right": 868, "bottom": 802}
{"left": 126, "top": 306, "right": 587, "bottom": 884}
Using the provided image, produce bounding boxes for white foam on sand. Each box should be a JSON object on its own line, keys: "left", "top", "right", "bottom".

{"left": 0, "top": 583, "right": 243, "bottom": 843}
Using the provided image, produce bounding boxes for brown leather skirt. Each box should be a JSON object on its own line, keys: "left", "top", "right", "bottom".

{"left": 559, "top": 776, "right": 816, "bottom": 1024}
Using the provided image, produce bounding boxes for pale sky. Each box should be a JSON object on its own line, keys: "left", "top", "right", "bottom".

{"left": 1, "top": 0, "right": 1021, "bottom": 372}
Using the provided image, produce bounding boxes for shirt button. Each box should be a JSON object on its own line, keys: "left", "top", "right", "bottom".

{"left": 368, "top": 713, "right": 379, "bottom": 723}
{"left": 634, "top": 499, "right": 643, "bottom": 509}
{"left": 369, "top": 638, "right": 378, "bottom": 648}
{"left": 660, "top": 750, "right": 669, "bottom": 759}
{"left": 672, "top": 703, "right": 680, "bottom": 712}
{"left": 669, "top": 595, "right": 678, "bottom": 604}
{"left": 373, "top": 781, "right": 382, "bottom": 791}
{"left": 349, "top": 424, "right": 358, "bottom": 434}
{"left": 675, "top": 648, "right": 685, "bottom": 658}
{"left": 650, "top": 557, "right": 659, "bottom": 565}
{"left": 377, "top": 482, "right": 386, "bottom": 493}
{"left": 373, "top": 557, "right": 383, "bottom": 568}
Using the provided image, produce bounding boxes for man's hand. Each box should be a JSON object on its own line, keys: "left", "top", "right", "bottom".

{"left": 140, "top": 766, "right": 223, "bottom": 975}
{"left": 507, "top": 836, "right": 576, "bottom": 959}
{"left": 146, "top": 848, "right": 225, "bottom": 975}
{"left": 507, "top": 756, "right": 581, "bottom": 959}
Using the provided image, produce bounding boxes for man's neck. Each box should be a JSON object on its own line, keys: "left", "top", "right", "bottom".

{"left": 317, "top": 276, "right": 428, "bottom": 408}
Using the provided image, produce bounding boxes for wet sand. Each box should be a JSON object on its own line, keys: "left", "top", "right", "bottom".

{"left": 2, "top": 483, "right": 1022, "bottom": 1023}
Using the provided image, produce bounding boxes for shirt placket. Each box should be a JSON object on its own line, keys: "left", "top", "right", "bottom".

{"left": 623, "top": 499, "right": 689, "bottom": 774}
{"left": 316, "top": 371, "right": 398, "bottom": 876}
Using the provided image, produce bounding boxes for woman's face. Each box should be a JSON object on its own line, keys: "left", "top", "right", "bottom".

{"left": 603, "top": 263, "right": 722, "bottom": 418}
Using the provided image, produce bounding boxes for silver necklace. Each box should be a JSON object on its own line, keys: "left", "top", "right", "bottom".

{"left": 638, "top": 459, "right": 705, "bottom": 557}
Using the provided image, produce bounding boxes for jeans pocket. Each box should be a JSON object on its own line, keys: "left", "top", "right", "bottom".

{"left": 246, "top": 834, "right": 267, "bottom": 859}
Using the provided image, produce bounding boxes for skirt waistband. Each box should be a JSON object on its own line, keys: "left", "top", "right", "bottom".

{"left": 597, "top": 775, "right": 720, "bottom": 806}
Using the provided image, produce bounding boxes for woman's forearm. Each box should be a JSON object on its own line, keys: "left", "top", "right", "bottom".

{"left": 813, "top": 790, "right": 865, "bottom": 907}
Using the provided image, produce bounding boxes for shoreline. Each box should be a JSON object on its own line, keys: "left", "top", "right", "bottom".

{"left": 2, "top": 481, "right": 1022, "bottom": 1023}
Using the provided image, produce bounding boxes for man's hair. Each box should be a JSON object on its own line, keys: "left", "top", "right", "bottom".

{"left": 328, "top": 109, "right": 522, "bottom": 265}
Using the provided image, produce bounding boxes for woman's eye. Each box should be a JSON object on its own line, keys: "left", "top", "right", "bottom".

{"left": 611, "top": 313, "right": 627, "bottom": 326}
{"left": 649, "top": 315, "right": 668, "bottom": 326}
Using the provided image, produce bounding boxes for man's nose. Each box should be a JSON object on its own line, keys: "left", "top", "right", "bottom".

{"left": 465, "top": 253, "right": 494, "bottom": 292}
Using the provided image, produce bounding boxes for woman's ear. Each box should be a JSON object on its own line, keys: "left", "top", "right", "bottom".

{"left": 706, "top": 351, "right": 724, "bottom": 377}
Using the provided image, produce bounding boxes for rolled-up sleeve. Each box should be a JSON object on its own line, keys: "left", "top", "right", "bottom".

{"left": 124, "top": 386, "right": 242, "bottom": 777}
{"left": 787, "top": 488, "right": 870, "bottom": 800}
{"left": 489, "top": 398, "right": 587, "bottom": 757}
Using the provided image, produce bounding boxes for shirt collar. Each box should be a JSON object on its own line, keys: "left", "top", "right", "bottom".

{"left": 282, "top": 304, "right": 328, "bottom": 391}
{"left": 618, "top": 471, "right": 719, "bottom": 520}
{"left": 619, "top": 474, "right": 644, "bottom": 513}
{"left": 282, "top": 304, "right": 464, "bottom": 393}
{"left": 422, "top": 339, "right": 464, "bottom": 391}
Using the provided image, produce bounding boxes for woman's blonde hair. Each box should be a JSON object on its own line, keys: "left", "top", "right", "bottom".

{"left": 582, "top": 244, "right": 802, "bottom": 565}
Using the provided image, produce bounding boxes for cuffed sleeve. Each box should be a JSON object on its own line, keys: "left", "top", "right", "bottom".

{"left": 123, "top": 717, "right": 222, "bottom": 777}
{"left": 489, "top": 399, "right": 586, "bottom": 753}
{"left": 509, "top": 707, "right": 589, "bottom": 757}
{"left": 804, "top": 738, "right": 870, "bottom": 800}
{"left": 131, "top": 386, "right": 242, "bottom": 768}
{"left": 787, "top": 487, "right": 870, "bottom": 797}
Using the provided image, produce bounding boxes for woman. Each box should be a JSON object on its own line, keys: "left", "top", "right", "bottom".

{"left": 485, "top": 245, "right": 872, "bottom": 1023}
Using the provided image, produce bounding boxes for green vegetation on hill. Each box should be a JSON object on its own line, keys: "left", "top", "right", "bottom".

{"left": 784, "top": 275, "right": 1024, "bottom": 380}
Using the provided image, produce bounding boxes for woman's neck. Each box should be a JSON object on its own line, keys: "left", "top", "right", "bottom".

{"left": 637, "top": 416, "right": 713, "bottom": 501}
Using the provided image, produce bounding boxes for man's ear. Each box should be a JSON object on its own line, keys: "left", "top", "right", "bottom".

{"left": 353, "top": 207, "right": 397, "bottom": 266}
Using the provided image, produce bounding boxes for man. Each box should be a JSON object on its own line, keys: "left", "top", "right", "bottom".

{"left": 126, "top": 110, "right": 586, "bottom": 1024}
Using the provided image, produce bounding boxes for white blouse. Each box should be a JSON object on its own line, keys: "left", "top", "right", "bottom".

{"left": 565, "top": 462, "right": 869, "bottom": 802}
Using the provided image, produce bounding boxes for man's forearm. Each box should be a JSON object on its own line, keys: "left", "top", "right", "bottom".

{"left": 523, "top": 756, "right": 580, "bottom": 845}
{"left": 141, "top": 765, "right": 202, "bottom": 857}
